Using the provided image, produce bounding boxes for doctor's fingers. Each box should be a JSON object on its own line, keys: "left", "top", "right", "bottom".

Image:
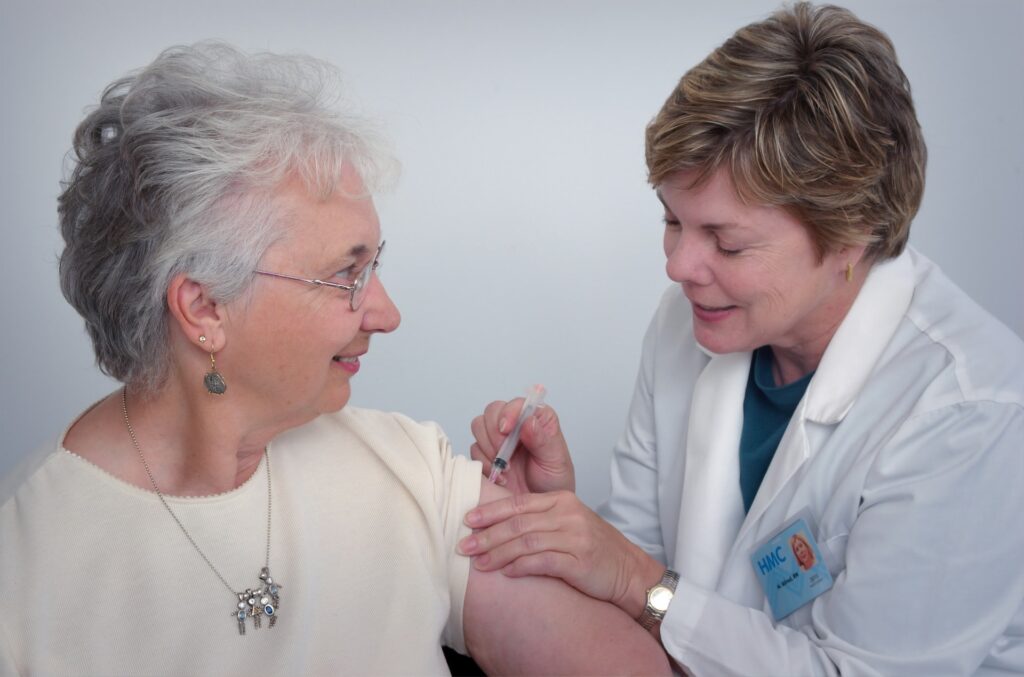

{"left": 474, "top": 530, "right": 582, "bottom": 580}
{"left": 460, "top": 492, "right": 592, "bottom": 554}
{"left": 469, "top": 441, "right": 496, "bottom": 470}
{"left": 470, "top": 400, "right": 510, "bottom": 456}
{"left": 464, "top": 489, "right": 565, "bottom": 530}
{"left": 516, "top": 403, "right": 564, "bottom": 457}
{"left": 459, "top": 510, "right": 577, "bottom": 564}
{"left": 485, "top": 397, "right": 560, "bottom": 444}
{"left": 472, "top": 401, "right": 566, "bottom": 466}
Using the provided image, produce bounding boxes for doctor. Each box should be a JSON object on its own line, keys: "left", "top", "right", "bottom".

{"left": 459, "top": 3, "right": 1024, "bottom": 675}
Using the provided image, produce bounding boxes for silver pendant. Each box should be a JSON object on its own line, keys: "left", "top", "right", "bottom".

{"left": 232, "top": 567, "right": 282, "bottom": 635}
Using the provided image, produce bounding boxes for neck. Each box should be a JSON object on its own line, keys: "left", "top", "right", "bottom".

{"left": 770, "top": 344, "right": 827, "bottom": 386}
{"left": 121, "top": 380, "right": 274, "bottom": 496}
{"left": 769, "top": 271, "right": 867, "bottom": 386}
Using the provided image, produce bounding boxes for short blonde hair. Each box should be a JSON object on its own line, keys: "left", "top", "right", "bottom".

{"left": 645, "top": 2, "right": 926, "bottom": 261}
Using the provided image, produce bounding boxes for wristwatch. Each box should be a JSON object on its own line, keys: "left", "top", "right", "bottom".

{"left": 638, "top": 569, "right": 680, "bottom": 630}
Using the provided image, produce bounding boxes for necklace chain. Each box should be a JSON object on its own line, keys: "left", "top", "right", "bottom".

{"left": 120, "top": 387, "right": 272, "bottom": 597}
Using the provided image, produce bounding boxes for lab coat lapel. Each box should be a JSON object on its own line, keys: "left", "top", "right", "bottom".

{"left": 674, "top": 350, "right": 749, "bottom": 590}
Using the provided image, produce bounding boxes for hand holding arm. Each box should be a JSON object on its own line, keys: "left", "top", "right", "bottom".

{"left": 470, "top": 398, "right": 575, "bottom": 494}
{"left": 460, "top": 489, "right": 666, "bottom": 619}
{"left": 462, "top": 479, "right": 671, "bottom": 675}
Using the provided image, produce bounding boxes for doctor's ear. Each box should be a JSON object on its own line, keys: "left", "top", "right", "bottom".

{"left": 839, "top": 244, "right": 869, "bottom": 281}
{"left": 845, "top": 244, "right": 868, "bottom": 265}
{"left": 166, "top": 274, "right": 227, "bottom": 350}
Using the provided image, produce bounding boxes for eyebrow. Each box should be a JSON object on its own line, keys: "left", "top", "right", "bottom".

{"left": 655, "top": 193, "right": 743, "bottom": 232}
{"left": 321, "top": 243, "right": 371, "bottom": 274}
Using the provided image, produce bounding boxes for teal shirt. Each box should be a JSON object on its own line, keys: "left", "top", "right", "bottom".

{"left": 739, "top": 347, "right": 814, "bottom": 512}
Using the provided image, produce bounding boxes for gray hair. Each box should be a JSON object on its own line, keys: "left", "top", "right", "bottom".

{"left": 58, "top": 41, "right": 395, "bottom": 391}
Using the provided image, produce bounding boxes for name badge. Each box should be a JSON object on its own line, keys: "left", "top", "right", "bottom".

{"left": 750, "top": 516, "right": 833, "bottom": 620}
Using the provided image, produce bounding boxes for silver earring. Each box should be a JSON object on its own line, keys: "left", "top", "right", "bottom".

{"left": 204, "top": 350, "right": 227, "bottom": 395}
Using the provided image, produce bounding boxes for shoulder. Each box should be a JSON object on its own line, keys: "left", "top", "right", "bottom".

{"left": 275, "top": 407, "right": 480, "bottom": 501}
{"left": 843, "top": 252, "right": 1024, "bottom": 470}
{"left": 0, "top": 435, "right": 64, "bottom": 512}
{"left": 280, "top": 406, "right": 444, "bottom": 448}
{"left": 896, "top": 250, "right": 1024, "bottom": 408}
{"left": 811, "top": 251, "right": 1022, "bottom": 474}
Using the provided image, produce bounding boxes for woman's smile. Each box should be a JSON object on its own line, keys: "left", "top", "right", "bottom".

{"left": 332, "top": 354, "right": 361, "bottom": 374}
{"left": 690, "top": 301, "right": 738, "bottom": 323}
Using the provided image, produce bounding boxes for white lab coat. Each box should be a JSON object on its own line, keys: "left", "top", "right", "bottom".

{"left": 599, "top": 249, "right": 1024, "bottom": 676}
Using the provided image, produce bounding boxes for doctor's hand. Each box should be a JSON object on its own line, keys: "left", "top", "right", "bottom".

{"left": 458, "top": 491, "right": 665, "bottom": 619}
{"left": 470, "top": 398, "right": 575, "bottom": 494}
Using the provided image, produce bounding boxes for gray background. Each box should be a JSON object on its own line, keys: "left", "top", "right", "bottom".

{"left": 2, "top": 0, "right": 1022, "bottom": 507}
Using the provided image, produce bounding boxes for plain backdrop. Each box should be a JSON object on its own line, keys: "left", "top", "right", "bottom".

{"left": 2, "top": 0, "right": 1022, "bottom": 507}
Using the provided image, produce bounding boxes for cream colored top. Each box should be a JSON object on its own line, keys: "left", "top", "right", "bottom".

{"left": 0, "top": 407, "right": 481, "bottom": 676}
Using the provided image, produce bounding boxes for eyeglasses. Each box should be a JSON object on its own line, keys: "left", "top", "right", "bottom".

{"left": 254, "top": 240, "right": 385, "bottom": 311}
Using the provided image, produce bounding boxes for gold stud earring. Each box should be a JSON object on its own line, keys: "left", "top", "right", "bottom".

{"left": 845, "top": 262, "right": 854, "bottom": 283}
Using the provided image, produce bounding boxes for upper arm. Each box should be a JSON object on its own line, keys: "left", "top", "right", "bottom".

{"left": 462, "top": 479, "right": 671, "bottom": 676}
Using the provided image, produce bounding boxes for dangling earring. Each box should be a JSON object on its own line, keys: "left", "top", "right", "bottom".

{"left": 845, "top": 262, "right": 854, "bottom": 283}
{"left": 199, "top": 336, "right": 227, "bottom": 395}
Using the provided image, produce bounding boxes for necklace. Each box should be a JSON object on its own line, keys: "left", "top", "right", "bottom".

{"left": 121, "top": 386, "right": 282, "bottom": 635}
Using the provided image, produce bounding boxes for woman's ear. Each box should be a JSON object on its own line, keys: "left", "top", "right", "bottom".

{"left": 836, "top": 243, "right": 869, "bottom": 279}
{"left": 846, "top": 243, "right": 869, "bottom": 268}
{"left": 166, "top": 274, "right": 226, "bottom": 351}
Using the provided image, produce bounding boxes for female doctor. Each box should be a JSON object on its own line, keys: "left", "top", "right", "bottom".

{"left": 458, "top": 3, "right": 1024, "bottom": 675}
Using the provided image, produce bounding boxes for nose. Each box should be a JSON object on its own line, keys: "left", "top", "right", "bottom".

{"left": 665, "top": 231, "right": 713, "bottom": 287}
{"left": 360, "top": 273, "right": 401, "bottom": 333}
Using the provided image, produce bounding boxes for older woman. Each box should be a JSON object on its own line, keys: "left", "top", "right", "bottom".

{"left": 462, "top": 3, "right": 1024, "bottom": 675}
{"left": 0, "top": 43, "right": 668, "bottom": 675}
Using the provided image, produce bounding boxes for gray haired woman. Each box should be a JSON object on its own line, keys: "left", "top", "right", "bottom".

{"left": 0, "top": 42, "right": 668, "bottom": 675}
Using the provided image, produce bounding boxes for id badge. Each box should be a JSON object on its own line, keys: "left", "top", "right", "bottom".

{"left": 749, "top": 514, "right": 833, "bottom": 620}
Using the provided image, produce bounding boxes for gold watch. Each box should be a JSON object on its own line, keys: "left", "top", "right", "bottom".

{"left": 638, "top": 569, "right": 679, "bottom": 630}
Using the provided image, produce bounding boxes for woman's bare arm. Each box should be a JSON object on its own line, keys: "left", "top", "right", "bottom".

{"left": 462, "top": 478, "right": 670, "bottom": 676}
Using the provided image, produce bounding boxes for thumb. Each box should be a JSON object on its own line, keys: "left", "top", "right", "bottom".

{"left": 518, "top": 406, "right": 570, "bottom": 468}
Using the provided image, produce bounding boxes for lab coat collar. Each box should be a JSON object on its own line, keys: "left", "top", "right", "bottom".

{"left": 803, "top": 249, "right": 915, "bottom": 424}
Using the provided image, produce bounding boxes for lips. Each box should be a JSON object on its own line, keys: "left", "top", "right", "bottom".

{"left": 332, "top": 355, "right": 361, "bottom": 374}
{"left": 691, "top": 301, "right": 736, "bottom": 323}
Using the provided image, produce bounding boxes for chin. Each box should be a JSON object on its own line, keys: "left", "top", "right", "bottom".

{"left": 317, "top": 385, "right": 352, "bottom": 414}
{"left": 693, "top": 330, "right": 745, "bottom": 356}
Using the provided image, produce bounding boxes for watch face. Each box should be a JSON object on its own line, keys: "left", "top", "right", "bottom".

{"left": 650, "top": 585, "right": 674, "bottom": 612}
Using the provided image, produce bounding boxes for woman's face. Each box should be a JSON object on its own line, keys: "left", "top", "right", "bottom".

{"left": 659, "top": 167, "right": 851, "bottom": 358}
{"left": 792, "top": 537, "right": 814, "bottom": 569}
{"left": 221, "top": 165, "right": 400, "bottom": 428}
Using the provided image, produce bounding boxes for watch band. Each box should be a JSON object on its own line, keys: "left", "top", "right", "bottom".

{"left": 638, "top": 569, "right": 680, "bottom": 630}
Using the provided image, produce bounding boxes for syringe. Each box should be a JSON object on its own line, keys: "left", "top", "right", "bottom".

{"left": 487, "top": 384, "right": 547, "bottom": 483}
